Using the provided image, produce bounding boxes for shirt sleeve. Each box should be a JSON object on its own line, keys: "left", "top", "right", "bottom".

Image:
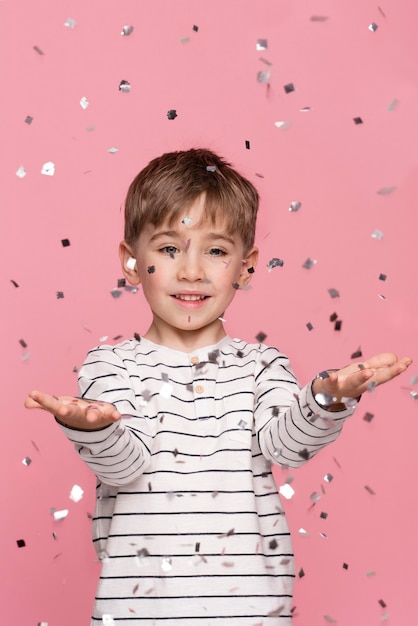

{"left": 56, "top": 345, "right": 153, "bottom": 486}
{"left": 254, "top": 346, "right": 356, "bottom": 468}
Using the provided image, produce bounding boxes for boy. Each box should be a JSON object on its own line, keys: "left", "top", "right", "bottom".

{"left": 26, "top": 148, "right": 411, "bottom": 625}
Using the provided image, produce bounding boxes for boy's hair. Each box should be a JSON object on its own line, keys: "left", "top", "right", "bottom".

{"left": 124, "top": 148, "right": 259, "bottom": 252}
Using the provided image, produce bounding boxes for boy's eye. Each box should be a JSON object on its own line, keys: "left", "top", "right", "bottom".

{"left": 209, "top": 247, "right": 227, "bottom": 257}
{"left": 160, "top": 245, "right": 179, "bottom": 256}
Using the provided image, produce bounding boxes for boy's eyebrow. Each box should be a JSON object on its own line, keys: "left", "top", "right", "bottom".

{"left": 149, "top": 230, "right": 237, "bottom": 246}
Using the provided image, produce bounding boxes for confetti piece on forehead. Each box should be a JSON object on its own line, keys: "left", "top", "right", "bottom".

{"left": 267, "top": 257, "right": 284, "bottom": 270}
{"left": 64, "top": 17, "right": 77, "bottom": 28}
{"left": 181, "top": 216, "right": 192, "bottom": 225}
{"left": 121, "top": 25, "right": 134, "bottom": 36}
{"left": 119, "top": 80, "right": 131, "bottom": 92}
{"left": 41, "top": 161, "right": 55, "bottom": 176}
{"left": 256, "top": 38, "right": 268, "bottom": 50}
{"left": 167, "top": 109, "right": 177, "bottom": 120}
{"left": 16, "top": 166, "right": 27, "bottom": 178}
{"left": 289, "top": 200, "right": 301, "bottom": 212}
{"left": 147, "top": 265, "right": 155, "bottom": 274}
{"left": 284, "top": 83, "right": 295, "bottom": 94}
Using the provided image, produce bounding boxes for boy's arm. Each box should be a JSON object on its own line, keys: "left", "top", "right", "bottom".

{"left": 255, "top": 350, "right": 411, "bottom": 468}
{"left": 25, "top": 346, "right": 153, "bottom": 485}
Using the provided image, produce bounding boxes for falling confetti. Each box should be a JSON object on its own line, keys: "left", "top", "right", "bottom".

{"left": 328, "top": 288, "right": 340, "bottom": 298}
{"left": 167, "top": 109, "right": 177, "bottom": 120}
{"left": 289, "top": 201, "right": 301, "bottom": 212}
{"left": 64, "top": 18, "right": 77, "bottom": 28}
{"left": 80, "top": 96, "right": 89, "bottom": 109}
{"left": 16, "top": 166, "right": 27, "bottom": 178}
{"left": 121, "top": 25, "right": 134, "bottom": 36}
{"left": 284, "top": 83, "right": 295, "bottom": 94}
{"left": 41, "top": 162, "right": 55, "bottom": 176}
{"left": 256, "top": 39, "right": 268, "bottom": 50}
{"left": 267, "top": 258, "right": 284, "bottom": 271}
{"left": 371, "top": 228, "right": 384, "bottom": 240}
{"left": 25, "top": 115, "right": 33, "bottom": 124}
{"left": 119, "top": 80, "right": 131, "bottom": 92}
{"left": 69, "top": 484, "right": 84, "bottom": 502}
{"left": 368, "top": 22, "right": 378, "bottom": 32}
{"left": 353, "top": 116, "right": 363, "bottom": 124}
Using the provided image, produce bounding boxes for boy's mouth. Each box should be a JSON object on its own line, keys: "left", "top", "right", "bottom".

{"left": 174, "top": 294, "right": 208, "bottom": 302}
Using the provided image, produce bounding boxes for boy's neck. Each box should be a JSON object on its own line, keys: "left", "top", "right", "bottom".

{"left": 143, "top": 321, "right": 227, "bottom": 353}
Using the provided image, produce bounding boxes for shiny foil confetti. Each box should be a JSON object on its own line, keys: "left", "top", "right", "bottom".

{"left": 69, "top": 484, "right": 84, "bottom": 502}
{"left": 289, "top": 200, "right": 301, "bottom": 212}
{"left": 279, "top": 483, "right": 295, "bottom": 499}
{"left": 80, "top": 96, "right": 89, "bottom": 109}
{"left": 64, "top": 17, "right": 77, "bottom": 28}
{"left": 41, "top": 162, "right": 55, "bottom": 176}
{"left": 108, "top": 147, "right": 119, "bottom": 154}
{"left": 121, "top": 25, "right": 134, "bottom": 36}
{"left": 53, "top": 509, "right": 69, "bottom": 521}
{"left": 119, "top": 80, "right": 131, "bottom": 92}
{"left": 302, "top": 258, "right": 316, "bottom": 269}
{"left": 257, "top": 70, "right": 270, "bottom": 84}
{"left": 22, "top": 457, "right": 32, "bottom": 466}
{"left": 368, "top": 22, "right": 378, "bottom": 31}
{"left": 16, "top": 166, "right": 27, "bottom": 178}
{"left": 267, "top": 258, "right": 284, "bottom": 270}
{"left": 256, "top": 38, "right": 268, "bottom": 50}
{"left": 371, "top": 228, "right": 384, "bottom": 239}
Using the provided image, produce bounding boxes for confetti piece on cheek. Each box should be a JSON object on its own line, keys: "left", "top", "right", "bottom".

{"left": 147, "top": 266, "right": 155, "bottom": 274}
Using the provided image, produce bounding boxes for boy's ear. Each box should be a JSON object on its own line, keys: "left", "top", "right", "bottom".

{"left": 240, "top": 246, "right": 259, "bottom": 286}
{"left": 119, "top": 241, "right": 141, "bottom": 285}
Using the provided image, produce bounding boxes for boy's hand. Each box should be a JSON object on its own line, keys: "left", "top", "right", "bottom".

{"left": 312, "top": 352, "right": 413, "bottom": 410}
{"left": 24, "top": 391, "right": 121, "bottom": 431}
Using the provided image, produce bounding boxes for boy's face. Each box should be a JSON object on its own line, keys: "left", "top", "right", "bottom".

{"left": 120, "top": 194, "right": 258, "bottom": 349}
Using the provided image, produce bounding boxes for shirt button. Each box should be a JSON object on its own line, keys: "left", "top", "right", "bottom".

{"left": 195, "top": 385, "right": 204, "bottom": 394}
{"left": 190, "top": 356, "right": 199, "bottom": 365}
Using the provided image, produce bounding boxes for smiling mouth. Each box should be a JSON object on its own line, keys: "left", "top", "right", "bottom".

{"left": 174, "top": 294, "right": 208, "bottom": 301}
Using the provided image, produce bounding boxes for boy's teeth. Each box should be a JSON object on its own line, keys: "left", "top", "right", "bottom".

{"left": 176, "top": 295, "right": 205, "bottom": 301}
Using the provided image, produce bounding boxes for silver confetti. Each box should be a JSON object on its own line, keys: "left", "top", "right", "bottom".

{"left": 22, "top": 457, "right": 32, "bottom": 466}
{"left": 256, "top": 38, "right": 268, "bottom": 50}
{"left": 121, "top": 25, "right": 134, "bottom": 36}
{"left": 16, "top": 166, "right": 27, "bottom": 178}
{"left": 267, "top": 258, "right": 284, "bottom": 271}
{"left": 257, "top": 70, "right": 270, "bottom": 84}
{"left": 80, "top": 96, "right": 89, "bottom": 109}
{"left": 371, "top": 228, "right": 384, "bottom": 240}
{"left": 368, "top": 22, "right": 378, "bottom": 32}
{"left": 328, "top": 288, "right": 340, "bottom": 298}
{"left": 303, "top": 258, "right": 317, "bottom": 269}
{"left": 108, "top": 147, "right": 119, "bottom": 154}
{"left": 289, "top": 200, "right": 301, "bottom": 212}
{"left": 41, "top": 162, "right": 55, "bottom": 176}
{"left": 64, "top": 18, "right": 77, "bottom": 29}
{"left": 69, "top": 484, "right": 84, "bottom": 502}
{"left": 119, "top": 80, "right": 131, "bottom": 92}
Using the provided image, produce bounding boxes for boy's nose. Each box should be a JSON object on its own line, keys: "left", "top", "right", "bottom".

{"left": 177, "top": 254, "right": 205, "bottom": 282}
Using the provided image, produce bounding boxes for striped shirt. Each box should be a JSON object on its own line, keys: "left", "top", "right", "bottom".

{"left": 59, "top": 335, "right": 354, "bottom": 625}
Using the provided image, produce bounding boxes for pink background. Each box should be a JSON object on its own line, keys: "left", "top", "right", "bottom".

{"left": 3, "top": 0, "right": 418, "bottom": 624}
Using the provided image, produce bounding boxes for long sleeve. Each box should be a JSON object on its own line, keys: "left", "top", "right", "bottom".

{"left": 57, "top": 345, "right": 154, "bottom": 486}
{"left": 254, "top": 347, "right": 355, "bottom": 468}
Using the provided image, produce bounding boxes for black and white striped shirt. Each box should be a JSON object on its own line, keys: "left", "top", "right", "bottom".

{"left": 59, "top": 336, "right": 354, "bottom": 625}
